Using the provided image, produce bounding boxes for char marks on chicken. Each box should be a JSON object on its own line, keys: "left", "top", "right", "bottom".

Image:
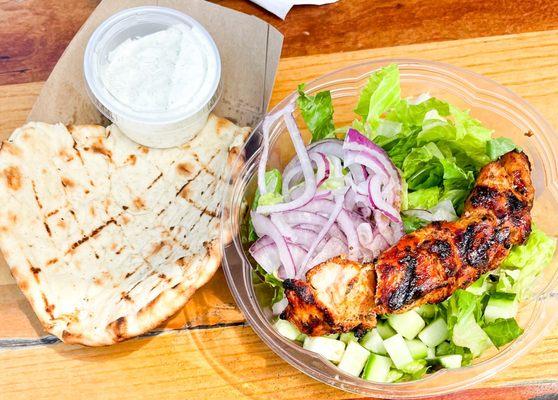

{"left": 282, "top": 151, "right": 534, "bottom": 335}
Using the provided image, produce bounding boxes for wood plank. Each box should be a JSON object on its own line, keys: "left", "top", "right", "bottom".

{"left": 3, "top": 0, "right": 558, "bottom": 85}
{"left": 1, "top": 325, "right": 557, "bottom": 399}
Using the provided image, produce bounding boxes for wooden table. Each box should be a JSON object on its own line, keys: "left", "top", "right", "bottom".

{"left": 2, "top": 1, "right": 558, "bottom": 399}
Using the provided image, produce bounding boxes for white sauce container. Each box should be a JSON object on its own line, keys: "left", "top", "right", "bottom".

{"left": 84, "top": 6, "right": 222, "bottom": 148}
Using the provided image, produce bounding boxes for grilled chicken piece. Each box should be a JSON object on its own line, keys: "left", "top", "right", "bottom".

{"left": 375, "top": 150, "right": 533, "bottom": 313}
{"left": 281, "top": 257, "right": 377, "bottom": 336}
{"left": 282, "top": 151, "right": 534, "bottom": 335}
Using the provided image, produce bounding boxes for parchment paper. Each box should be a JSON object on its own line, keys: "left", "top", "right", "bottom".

{"left": 28, "top": 0, "right": 283, "bottom": 128}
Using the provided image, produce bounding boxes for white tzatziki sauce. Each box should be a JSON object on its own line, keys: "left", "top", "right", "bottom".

{"left": 101, "top": 24, "right": 216, "bottom": 113}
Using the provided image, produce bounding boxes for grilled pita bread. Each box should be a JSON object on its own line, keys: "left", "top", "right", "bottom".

{"left": 0, "top": 115, "right": 249, "bottom": 346}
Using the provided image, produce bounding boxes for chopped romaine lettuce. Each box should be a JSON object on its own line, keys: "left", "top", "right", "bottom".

{"left": 482, "top": 318, "right": 524, "bottom": 348}
{"left": 296, "top": 84, "right": 335, "bottom": 142}
{"left": 355, "top": 64, "right": 401, "bottom": 124}
{"left": 487, "top": 137, "right": 517, "bottom": 160}
{"left": 249, "top": 169, "right": 283, "bottom": 241}
{"left": 407, "top": 187, "right": 440, "bottom": 210}
{"left": 500, "top": 226, "right": 557, "bottom": 299}
{"left": 253, "top": 264, "right": 285, "bottom": 305}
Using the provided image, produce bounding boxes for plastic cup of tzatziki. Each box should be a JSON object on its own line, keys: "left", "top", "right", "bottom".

{"left": 84, "top": 6, "right": 222, "bottom": 148}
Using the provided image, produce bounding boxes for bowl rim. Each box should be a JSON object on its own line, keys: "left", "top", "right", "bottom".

{"left": 220, "top": 57, "right": 558, "bottom": 398}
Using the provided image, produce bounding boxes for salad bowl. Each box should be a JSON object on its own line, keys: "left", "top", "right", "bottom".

{"left": 220, "top": 59, "right": 558, "bottom": 397}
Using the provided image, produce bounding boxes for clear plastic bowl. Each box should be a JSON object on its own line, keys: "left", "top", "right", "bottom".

{"left": 221, "top": 59, "right": 558, "bottom": 397}
{"left": 84, "top": 6, "right": 222, "bottom": 148}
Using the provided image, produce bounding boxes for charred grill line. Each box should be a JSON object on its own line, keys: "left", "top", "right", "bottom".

{"left": 282, "top": 151, "right": 535, "bottom": 335}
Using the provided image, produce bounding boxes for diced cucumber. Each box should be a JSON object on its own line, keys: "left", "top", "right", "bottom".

{"left": 426, "top": 346, "right": 436, "bottom": 360}
{"left": 485, "top": 292, "right": 518, "bottom": 322}
{"left": 303, "top": 336, "right": 345, "bottom": 363}
{"left": 360, "top": 329, "right": 387, "bottom": 355}
{"left": 405, "top": 339, "right": 428, "bottom": 360}
{"left": 296, "top": 333, "right": 307, "bottom": 342}
{"left": 340, "top": 332, "right": 358, "bottom": 344}
{"left": 383, "top": 334, "right": 414, "bottom": 369}
{"left": 338, "top": 341, "right": 370, "bottom": 376}
{"left": 274, "top": 319, "right": 300, "bottom": 341}
{"left": 439, "top": 354, "right": 462, "bottom": 369}
{"left": 362, "top": 353, "right": 392, "bottom": 382}
{"left": 400, "top": 359, "right": 426, "bottom": 374}
{"left": 376, "top": 321, "right": 396, "bottom": 339}
{"left": 323, "top": 333, "right": 340, "bottom": 339}
{"left": 386, "top": 369, "right": 404, "bottom": 383}
{"left": 416, "top": 304, "right": 437, "bottom": 320}
{"left": 388, "top": 311, "right": 425, "bottom": 340}
{"left": 418, "top": 318, "right": 449, "bottom": 347}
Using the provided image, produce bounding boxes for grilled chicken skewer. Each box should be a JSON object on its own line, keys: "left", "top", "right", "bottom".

{"left": 281, "top": 151, "right": 534, "bottom": 336}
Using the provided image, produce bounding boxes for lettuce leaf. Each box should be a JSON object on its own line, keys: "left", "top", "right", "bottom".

{"left": 482, "top": 318, "right": 524, "bottom": 348}
{"left": 249, "top": 169, "right": 283, "bottom": 241}
{"left": 252, "top": 264, "right": 285, "bottom": 305}
{"left": 500, "top": 226, "right": 557, "bottom": 299}
{"left": 444, "top": 290, "right": 494, "bottom": 357}
{"left": 297, "top": 84, "right": 335, "bottom": 142}
{"left": 355, "top": 64, "right": 401, "bottom": 124}
{"left": 487, "top": 138, "right": 517, "bottom": 160}
{"left": 407, "top": 187, "right": 440, "bottom": 209}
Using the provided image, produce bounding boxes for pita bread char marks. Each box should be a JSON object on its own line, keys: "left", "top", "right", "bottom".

{"left": 0, "top": 115, "right": 249, "bottom": 346}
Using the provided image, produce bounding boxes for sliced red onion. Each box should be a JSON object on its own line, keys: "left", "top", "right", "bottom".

{"left": 272, "top": 297, "right": 289, "bottom": 315}
{"left": 270, "top": 213, "right": 298, "bottom": 241}
{"left": 348, "top": 164, "right": 367, "bottom": 183}
{"left": 368, "top": 174, "right": 401, "bottom": 223}
{"left": 249, "top": 239, "right": 281, "bottom": 273}
{"left": 296, "top": 191, "right": 347, "bottom": 278}
{"left": 345, "top": 129, "right": 399, "bottom": 179}
{"left": 258, "top": 111, "right": 317, "bottom": 214}
{"left": 337, "top": 209, "right": 360, "bottom": 260}
{"left": 357, "top": 222, "right": 374, "bottom": 246}
{"left": 251, "top": 212, "right": 296, "bottom": 277}
{"left": 344, "top": 151, "right": 389, "bottom": 181}
{"left": 279, "top": 210, "right": 343, "bottom": 239}
{"left": 307, "top": 237, "right": 348, "bottom": 273}
{"left": 308, "top": 139, "right": 344, "bottom": 158}
{"left": 282, "top": 152, "right": 330, "bottom": 197}
{"left": 257, "top": 103, "right": 295, "bottom": 195}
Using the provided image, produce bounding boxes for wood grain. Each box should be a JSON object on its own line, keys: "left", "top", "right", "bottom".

{"left": 3, "top": 0, "right": 558, "bottom": 85}
{"left": 1, "top": 325, "right": 558, "bottom": 399}
{"left": 2, "top": 27, "right": 558, "bottom": 400}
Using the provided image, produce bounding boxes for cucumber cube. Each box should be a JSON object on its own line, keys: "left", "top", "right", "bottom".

{"left": 362, "top": 354, "right": 392, "bottom": 382}
{"left": 296, "top": 333, "right": 307, "bottom": 342}
{"left": 388, "top": 311, "right": 425, "bottom": 340}
{"left": 386, "top": 369, "right": 404, "bottom": 383}
{"left": 338, "top": 341, "right": 370, "bottom": 376}
{"left": 426, "top": 346, "right": 436, "bottom": 360}
{"left": 405, "top": 339, "right": 428, "bottom": 360}
{"left": 383, "top": 334, "right": 414, "bottom": 369}
{"left": 485, "top": 292, "right": 518, "bottom": 322}
{"left": 274, "top": 319, "right": 300, "bottom": 341}
{"left": 416, "top": 304, "right": 437, "bottom": 320}
{"left": 439, "top": 354, "right": 462, "bottom": 369}
{"left": 323, "top": 333, "right": 340, "bottom": 339}
{"left": 418, "top": 318, "right": 449, "bottom": 347}
{"left": 360, "top": 329, "right": 387, "bottom": 355}
{"left": 340, "top": 332, "right": 358, "bottom": 344}
{"left": 303, "top": 336, "right": 345, "bottom": 363}
{"left": 376, "top": 320, "right": 396, "bottom": 339}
